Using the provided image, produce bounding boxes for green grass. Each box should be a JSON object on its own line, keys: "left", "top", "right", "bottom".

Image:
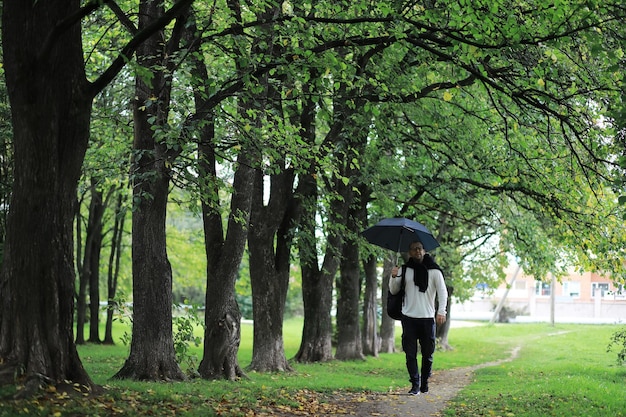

{"left": 444, "top": 324, "right": 626, "bottom": 417}
{"left": 1, "top": 321, "right": 624, "bottom": 416}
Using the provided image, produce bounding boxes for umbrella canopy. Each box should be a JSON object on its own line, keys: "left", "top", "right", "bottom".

{"left": 361, "top": 217, "right": 440, "bottom": 253}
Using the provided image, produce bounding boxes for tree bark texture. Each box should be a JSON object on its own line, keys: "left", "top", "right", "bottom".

{"left": 294, "top": 74, "right": 359, "bottom": 362}
{"left": 379, "top": 256, "right": 398, "bottom": 353}
{"left": 195, "top": 0, "right": 259, "bottom": 377}
{"left": 75, "top": 202, "right": 87, "bottom": 345}
{"left": 186, "top": 21, "right": 246, "bottom": 380}
{"left": 86, "top": 184, "right": 105, "bottom": 344}
{"left": 113, "top": 0, "right": 185, "bottom": 381}
{"left": 361, "top": 255, "right": 379, "bottom": 357}
{"left": 104, "top": 193, "right": 126, "bottom": 345}
{"left": 248, "top": 165, "right": 295, "bottom": 372}
{"left": 198, "top": 149, "right": 254, "bottom": 380}
{"left": 334, "top": 136, "right": 369, "bottom": 359}
{"left": 295, "top": 267, "right": 335, "bottom": 363}
{"left": 0, "top": 0, "right": 95, "bottom": 394}
{"left": 195, "top": 86, "right": 255, "bottom": 378}
{"left": 245, "top": 5, "right": 295, "bottom": 371}
{"left": 293, "top": 174, "right": 345, "bottom": 363}
{"left": 335, "top": 219, "right": 364, "bottom": 361}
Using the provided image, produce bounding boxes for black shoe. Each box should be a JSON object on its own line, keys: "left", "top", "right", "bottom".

{"left": 420, "top": 381, "right": 429, "bottom": 394}
{"left": 408, "top": 385, "right": 420, "bottom": 395}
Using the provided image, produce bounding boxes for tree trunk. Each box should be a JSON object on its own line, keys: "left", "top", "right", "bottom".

{"left": 295, "top": 266, "right": 335, "bottom": 363}
{"left": 104, "top": 193, "right": 126, "bottom": 345}
{"left": 181, "top": 18, "right": 246, "bottom": 380}
{"left": 114, "top": 118, "right": 184, "bottom": 379}
{"left": 113, "top": 0, "right": 185, "bottom": 381}
{"left": 436, "top": 285, "right": 454, "bottom": 350}
{"left": 248, "top": 165, "right": 295, "bottom": 372}
{"left": 334, "top": 142, "right": 367, "bottom": 360}
{"left": 0, "top": 0, "right": 96, "bottom": 395}
{"left": 245, "top": 4, "right": 295, "bottom": 370}
{"left": 87, "top": 190, "right": 104, "bottom": 344}
{"left": 293, "top": 174, "right": 344, "bottom": 363}
{"left": 292, "top": 73, "right": 358, "bottom": 362}
{"left": 379, "top": 255, "right": 398, "bottom": 353}
{"left": 191, "top": 0, "right": 261, "bottom": 378}
{"left": 84, "top": 183, "right": 105, "bottom": 344}
{"left": 197, "top": 147, "right": 254, "bottom": 380}
{"left": 291, "top": 88, "right": 334, "bottom": 362}
{"left": 335, "top": 216, "right": 364, "bottom": 361}
{"left": 75, "top": 183, "right": 105, "bottom": 345}
{"left": 361, "top": 255, "right": 379, "bottom": 357}
{"left": 0, "top": 78, "right": 11, "bottom": 258}
{"left": 1, "top": 0, "right": 192, "bottom": 394}
{"left": 75, "top": 202, "right": 87, "bottom": 345}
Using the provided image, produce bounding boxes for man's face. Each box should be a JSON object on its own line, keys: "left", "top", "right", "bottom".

{"left": 409, "top": 243, "right": 425, "bottom": 262}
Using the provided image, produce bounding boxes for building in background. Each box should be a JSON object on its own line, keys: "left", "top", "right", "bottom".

{"left": 454, "top": 264, "right": 626, "bottom": 324}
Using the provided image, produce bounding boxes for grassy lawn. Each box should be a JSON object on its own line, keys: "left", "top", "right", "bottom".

{"left": 0, "top": 320, "right": 624, "bottom": 416}
{"left": 444, "top": 323, "right": 626, "bottom": 417}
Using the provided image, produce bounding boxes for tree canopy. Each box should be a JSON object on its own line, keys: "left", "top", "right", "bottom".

{"left": 0, "top": 0, "right": 624, "bottom": 395}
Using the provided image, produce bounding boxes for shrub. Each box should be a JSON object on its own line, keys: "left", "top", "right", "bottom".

{"left": 607, "top": 327, "right": 626, "bottom": 365}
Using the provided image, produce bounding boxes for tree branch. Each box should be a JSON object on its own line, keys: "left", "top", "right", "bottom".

{"left": 88, "top": 0, "right": 195, "bottom": 99}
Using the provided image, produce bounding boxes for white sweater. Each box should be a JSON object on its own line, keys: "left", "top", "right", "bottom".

{"left": 389, "top": 267, "right": 448, "bottom": 318}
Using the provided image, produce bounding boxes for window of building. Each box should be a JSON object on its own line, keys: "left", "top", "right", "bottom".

{"left": 514, "top": 280, "right": 526, "bottom": 290}
{"left": 535, "top": 282, "right": 551, "bottom": 296}
{"left": 562, "top": 281, "right": 580, "bottom": 298}
{"left": 592, "top": 283, "right": 610, "bottom": 298}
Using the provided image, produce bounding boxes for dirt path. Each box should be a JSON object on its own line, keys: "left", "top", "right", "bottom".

{"left": 347, "top": 346, "right": 522, "bottom": 417}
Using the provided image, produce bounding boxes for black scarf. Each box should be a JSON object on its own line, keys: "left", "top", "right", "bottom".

{"left": 406, "top": 258, "right": 429, "bottom": 293}
{"left": 405, "top": 254, "right": 443, "bottom": 293}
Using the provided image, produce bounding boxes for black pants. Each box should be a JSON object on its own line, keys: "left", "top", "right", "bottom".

{"left": 401, "top": 316, "right": 436, "bottom": 385}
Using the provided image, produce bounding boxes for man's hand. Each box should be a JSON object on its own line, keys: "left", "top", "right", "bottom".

{"left": 391, "top": 266, "right": 399, "bottom": 277}
{"left": 436, "top": 313, "right": 447, "bottom": 326}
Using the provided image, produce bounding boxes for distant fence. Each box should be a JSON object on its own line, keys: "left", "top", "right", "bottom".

{"left": 454, "top": 297, "right": 626, "bottom": 324}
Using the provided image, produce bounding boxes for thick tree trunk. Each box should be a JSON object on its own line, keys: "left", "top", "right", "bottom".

{"left": 292, "top": 81, "right": 353, "bottom": 363}
{"left": 184, "top": 16, "right": 249, "bottom": 380}
{"left": 335, "top": 220, "right": 364, "bottom": 361}
{"left": 379, "top": 256, "right": 398, "bottom": 353}
{"left": 362, "top": 255, "right": 379, "bottom": 357}
{"left": 1, "top": 0, "right": 191, "bottom": 394}
{"left": 0, "top": 0, "right": 95, "bottom": 395}
{"left": 114, "top": 164, "right": 184, "bottom": 379}
{"left": 295, "top": 267, "right": 335, "bottom": 362}
{"left": 245, "top": 2, "right": 294, "bottom": 373}
{"left": 293, "top": 174, "right": 344, "bottom": 363}
{"left": 197, "top": 149, "right": 253, "bottom": 380}
{"left": 113, "top": 0, "right": 185, "bottom": 381}
{"left": 248, "top": 166, "right": 295, "bottom": 372}
{"left": 114, "top": 119, "right": 184, "bottom": 379}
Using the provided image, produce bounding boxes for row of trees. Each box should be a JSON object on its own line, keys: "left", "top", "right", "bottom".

{"left": 1, "top": 0, "right": 625, "bottom": 396}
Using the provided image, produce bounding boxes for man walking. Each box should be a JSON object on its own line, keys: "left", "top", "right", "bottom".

{"left": 390, "top": 241, "right": 448, "bottom": 395}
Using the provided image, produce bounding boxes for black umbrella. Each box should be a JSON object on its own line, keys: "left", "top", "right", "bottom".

{"left": 361, "top": 217, "right": 440, "bottom": 253}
